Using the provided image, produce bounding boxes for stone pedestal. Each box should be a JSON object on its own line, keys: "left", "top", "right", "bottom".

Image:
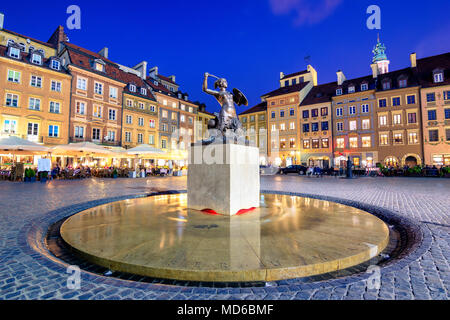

{"left": 188, "top": 143, "right": 260, "bottom": 216}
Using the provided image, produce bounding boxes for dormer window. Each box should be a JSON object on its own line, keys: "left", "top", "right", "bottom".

{"left": 19, "top": 43, "right": 26, "bottom": 52}
{"left": 31, "top": 53, "right": 42, "bottom": 65}
{"left": 361, "top": 83, "right": 368, "bottom": 91}
{"left": 184, "top": 95, "right": 188, "bottom": 101}
{"left": 153, "top": 80, "right": 158, "bottom": 86}
{"left": 50, "top": 59, "right": 60, "bottom": 71}
{"left": 399, "top": 79, "right": 407, "bottom": 88}
{"left": 7, "top": 39, "right": 15, "bottom": 47}
{"left": 129, "top": 84, "right": 136, "bottom": 92}
{"left": 336, "top": 88, "right": 343, "bottom": 96}
{"left": 382, "top": 81, "right": 391, "bottom": 90}
{"left": 9, "top": 47, "right": 20, "bottom": 59}
{"left": 37, "top": 49, "right": 45, "bottom": 57}
{"left": 95, "top": 63, "right": 104, "bottom": 72}
{"left": 434, "top": 72, "right": 444, "bottom": 83}
{"left": 28, "top": 46, "right": 35, "bottom": 54}
{"left": 140, "top": 88, "right": 147, "bottom": 95}
{"left": 348, "top": 86, "right": 355, "bottom": 93}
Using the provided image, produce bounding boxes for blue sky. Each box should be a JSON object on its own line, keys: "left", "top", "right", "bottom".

{"left": 1, "top": 0, "right": 449, "bottom": 113}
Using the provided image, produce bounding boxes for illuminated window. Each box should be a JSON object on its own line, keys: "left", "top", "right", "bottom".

{"left": 393, "top": 133, "right": 403, "bottom": 144}
{"left": 408, "top": 132, "right": 418, "bottom": 144}
{"left": 393, "top": 114, "right": 401, "bottom": 125}
{"left": 349, "top": 120, "right": 357, "bottom": 131}
{"left": 379, "top": 134, "right": 389, "bottom": 146}
{"left": 362, "top": 136, "right": 371, "bottom": 147}
{"left": 349, "top": 137, "right": 358, "bottom": 148}
{"left": 336, "top": 138, "right": 345, "bottom": 149}
{"left": 303, "top": 139, "right": 310, "bottom": 149}
{"left": 362, "top": 119, "right": 370, "bottom": 130}
{"left": 379, "top": 115, "right": 387, "bottom": 126}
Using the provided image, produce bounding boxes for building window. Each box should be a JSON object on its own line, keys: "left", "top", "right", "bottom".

{"left": 361, "top": 83, "right": 368, "bottom": 91}
{"left": 428, "top": 110, "right": 437, "bottom": 121}
{"left": 271, "top": 111, "right": 276, "bottom": 119}
{"left": 321, "top": 107, "right": 328, "bottom": 116}
{"left": 95, "top": 63, "right": 104, "bottom": 72}
{"left": 93, "top": 105, "right": 102, "bottom": 118}
{"left": 336, "top": 108, "right": 343, "bottom": 116}
{"left": 74, "top": 126, "right": 84, "bottom": 138}
{"left": 380, "top": 134, "right": 389, "bottom": 146}
{"left": 336, "top": 89, "right": 342, "bottom": 96}
{"left": 92, "top": 128, "right": 101, "bottom": 141}
{"left": 361, "top": 104, "right": 369, "bottom": 113}
{"left": 399, "top": 79, "right": 407, "bottom": 88}
{"left": 30, "top": 76, "right": 42, "bottom": 88}
{"left": 393, "top": 114, "right": 402, "bottom": 125}
{"left": 125, "top": 132, "right": 131, "bottom": 143}
{"left": 51, "top": 60, "right": 60, "bottom": 70}
{"left": 289, "top": 122, "right": 295, "bottom": 130}
{"left": 393, "top": 133, "right": 403, "bottom": 144}
{"left": 149, "top": 135, "right": 155, "bottom": 145}
{"left": 311, "top": 109, "right": 319, "bottom": 118}
{"left": 162, "top": 123, "right": 167, "bottom": 132}
{"left": 109, "top": 87, "right": 118, "bottom": 99}
{"left": 9, "top": 47, "right": 20, "bottom": 59}
{"left": 49, "top": 125, "right": 59, "bottom": 138}
{"left": 290, "top": 108, "right": 295, "bottom": 116}
{"left": 311, "top": 123, "right": 319, "bottom": 132}
{"left": 362, "top": 136, "right": 371, "bottom": 147}
{"left": 349, "top": 120, "right": 357, "bottom": 131}
{"left": 392, "top": 97, "right": 401, "bottom": 106}
{"left": 426, "top": 93, "right": 435, "bottom": 102}
{"left": 446, "top": 129, "right": 450, "bottom": 142}
{"left": 348, "top": 86, "right": 355, "bottom": 93}
{"left": 311, "top": 139, "right": 319, "bottom": 149}
{"left": 49, "top": 101, "right": 60, "bottom": 113}
{"left": 5, "top": 93, "right": 19, "bottom": 107}
{"left": 302, "top": 110, "right": 309, "bottom": 118}
{"left": 408, "top": 112, "right": 417, "bottom": 124}
{"left": 189, "top": 107, "right": 193, "bottom": 113}
{"left": 382, "top": 81, "right": 391, "bottom": 90}
{"left": 160, "top": 139, "right": 166, "bottom": 148}
{"left": 106, "top": 130, "right": 115, "bottom": 142}
{"left": 3, "top": 119, "right": 17, "bottom": 133}
{"left": 31, "top": 54, "right": 42, "bottom": 65}
{"left": 139, "top": 102, "right": 145, "bottom": 109}
{"left": 321, "top": 121, "right": 329, "bottom": 131}
{"left": 149, "top": 119, "right": 156, "bottom": 128}
{"left": 349, "top": 137, "right": 358, "bottom": 148}
{"left": 51, "top": 80, "right": 62, "bottom": 92}
{"left": 162, "top": 110, "right": 168, "bottom": 118}
{"left": 362, "top": 119, "right": 370, "bottom": 130}
{"left": 302, "top": 124, "right": 309, "bottom": 133}
{"left": 379, "top": 99, "right": 387, "bottom": 108}
{"left": 336, "top": 138, "right": 345, "bottom": 149}
{"left": 444, "top": 91, "right": 450, "bottom": 100}
{"left": 137, "top": 133, "right": 143, "bottom": 144}
{"left": 408, "top": 132, "right": 418, "bottom": 144}
{"left": 379, "top": 115, "right": 387, "bottom": 126}
{"left": 303, "top": 140, "right": 310, "bottom": 149}
{"left": 109, "top": 109, "right": 116, "bottom": 120}
{"left": 337, "top": 122, "right": 343, "bottom": 132}
{"left": 289, "top": 138, "right": 296, "bottom": 148}
{"left": 322, "top": 138, "right": 329, "bottom": 148}
{"left": 171, "top": 113, "right": 178, "bottom": 121}
{"left": 94, "top": 82, "right": 103, "bottom": 95}
{"left": 138, "top": 118, "right": 144, "bottom": 126}
{"left": 76, "top": 101, "right": 86, "bottom": 115}
{"left": 141, "top": 88, "right": 147, "bottom": 95}
{"left": 407, "top": 95, "right": 415, "bottom": 104}
{"left": 77, "top": 77, "right": 87, "bottom": 90}
{"left": 27, "top": 123, "right": 39, "bottom": 137}
{"left": 280, "top": 110, "right": 285, "bottom": 118}
{"left": 428, "top": 130, "right": 439, "bottom": 142}
{"left": 7, "top": 70, "right": 21, "bottom": 83}
{"left": 126, "top": 99, "right": 133, "bottom": 107}
{"left": 29, "top": 98, "right": 41, "bottom": 110}
{"left": 349, "top": 106, "right": 356, "bottom": 115}
{"left": 445, "top": 109, "right": 450, "bottom": 119}
{"left": 126, "top": 115, "right": 132, "bottom": 124}
{"left": 434, "top": 72, "right": 444, "bottom": 83}
{"left": 150, "top": 105, "right": 156, "bottom": 112}
{"left": 280, "top": 123, "right": 286, "bottom": 131}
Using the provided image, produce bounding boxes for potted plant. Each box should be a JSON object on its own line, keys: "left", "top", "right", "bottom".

{"left": 441, "top": 166, "right": 450, "bottom": 178}
{"left": 24, "top": 168, "right": 30, "bottom": 182}
{"left": 30, "top": 169, "right": 36, "bottom": 182}
{"left": 40, "top": 171, "right": 48, "bottom": 183}
{"left": 112, "top": 168, "right": 118, "bottom": 179}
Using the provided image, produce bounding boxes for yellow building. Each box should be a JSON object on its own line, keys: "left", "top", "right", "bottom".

{"left": 264, "top": 65, "right": 316, "bottom": 166}
{"left": 0, "top": 43, "right": 71, "bottom": 145}
{"left": 197, "top": 104, "right": 215, "bottom": 140}
{"left": 239, "top": 101, "right": 268, "bottom": 163}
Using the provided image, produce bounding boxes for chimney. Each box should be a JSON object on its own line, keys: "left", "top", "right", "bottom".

{"left": 98, "top": 47, "right": 109, "bottom": 59}
{"left": 280, "top": 72, "right": 285, "bottom": 80}
{"left": 149, "top": 66, "right": 158, "bottom": 78}
{"left": 169, "top": 75, "right": 176, "bottom": 83}
{"left": 0, "top": 13, "right": 4, "bottom": 30}
{"left": 410, "top": 52, "right": 417, "bottom": 68}
{"left": 336, "top": 70, "right": 346, "bottom": 86}
{"left": 47, "top": 26, "right": 68, "bottom": 51}
{"left": 307, "top": 65, "right": 318, "bottom": 86}
{"left": 133, "top": 61, "right": 148, "bottom": 79}
{"left": 370, "top": 63, "right": 379, "bottom": 78}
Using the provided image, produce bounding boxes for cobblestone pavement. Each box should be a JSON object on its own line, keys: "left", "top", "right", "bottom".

{"left": 0, "top": 175, "right": 448, "bottom": 300}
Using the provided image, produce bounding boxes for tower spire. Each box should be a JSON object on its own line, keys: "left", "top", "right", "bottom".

{"left": 372, "top": 34, "right": 389, "bottom": 74}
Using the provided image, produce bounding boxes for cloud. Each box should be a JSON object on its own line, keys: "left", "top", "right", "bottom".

{"left": 269, "top": 0, "right": 343, "bottom": 26}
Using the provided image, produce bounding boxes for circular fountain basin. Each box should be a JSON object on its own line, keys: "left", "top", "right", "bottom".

{"left": 60, "top": 193, "right": 389, "bottom": 282}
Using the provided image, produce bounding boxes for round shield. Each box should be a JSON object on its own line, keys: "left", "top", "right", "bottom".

{"left": 233, "top": 88, "right": 248, "bottom": 106}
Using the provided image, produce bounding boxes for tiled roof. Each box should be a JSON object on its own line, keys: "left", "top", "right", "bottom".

{"left": 117, "top": 70, "right": 156, "bottom": 101}
{"left": 375, "top": 67, "right": 420, "bottom": 91}
{"left": 1, "top": 28, "right": 57, "bottom": 49}
{"left": 416, "top": 52, "right": 450, "bottom": 88}
{"left": 300, "top": 82, "right": 336, "bottom": 106}
{"left": 263, "top": 82, "right": 310, "bottom": 98}
{"left": 145, "top": 77, "right": 171, "bottom": 94}
{"left": 157, "top": 74, "right": 178, "bottom": 85}
{"left": 239, "top": 101, "right": 267, "bottom": 115}
{"left": 334, "top": 74, "right": 376, "bottom": 96}
{"left": 0, "top": 44, "right": 68, "bottom": 75}
{"left": 281, "top": 70, "right": 308, "bottom": 80}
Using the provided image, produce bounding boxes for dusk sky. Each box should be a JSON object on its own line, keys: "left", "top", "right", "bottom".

{"left": 2, "top": 0, "right": 449, "bottom": 113}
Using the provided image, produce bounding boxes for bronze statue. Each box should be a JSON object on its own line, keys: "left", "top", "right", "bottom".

{"left": 202, "top": 72, "right": 248, "bottom": 143}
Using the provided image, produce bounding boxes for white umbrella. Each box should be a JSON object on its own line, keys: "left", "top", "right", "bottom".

{"left": 126, "top": 144, "right": 165, "bottom": 155}
{"left": 0, "top": 135, "right": 49, "bottom": 152}
{"left": 51, "top": 142, "right": 114, "bottom": 155}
